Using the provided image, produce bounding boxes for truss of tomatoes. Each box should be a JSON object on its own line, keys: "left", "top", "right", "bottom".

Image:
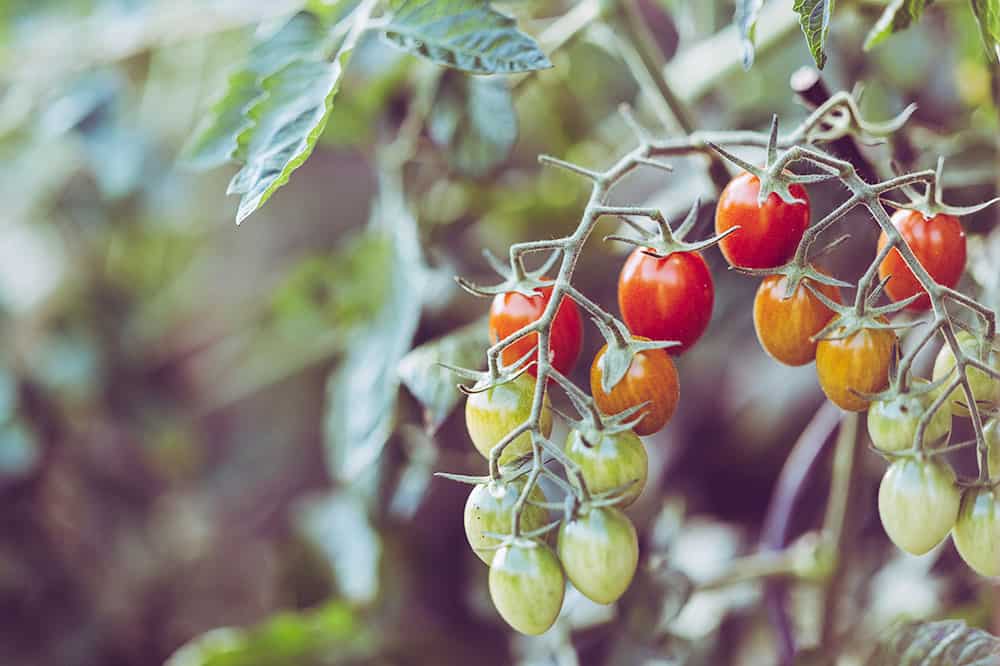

{"left": 462, "top": 170, "right": 998, "bottom": 637}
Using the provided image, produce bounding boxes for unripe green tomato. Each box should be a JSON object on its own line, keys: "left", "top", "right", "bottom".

{"left": 465, "top": 373, "right": 552, "bottom": 465}
{"left": 986, "top": 418, "right": 1000, "bottom": 479}
{"left": 867, "top": 380, "right": 952, "bottom": 453}
{"left": 465, "top": 480, "right": 549, "bottom": 565}
{"left": 564, "top": 429, "right": 648, "bottom": 507}
{"left": 878, "top": 458, "right": 960, "bottom": 555}
{"left": 952, "top": 487, "right": 1000, "bottom": 578}
{"left": 932, "top": 331, "right": 1000, "bottom": 417}
{"left": 557, "top": 506, "right": 639, "bottom": 605}
{"left": 488, "top": 538, "right": 565, "bottom": 635}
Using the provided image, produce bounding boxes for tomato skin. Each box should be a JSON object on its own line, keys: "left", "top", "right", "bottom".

{"left": 464, "top": 480, "right": 549, "bottom": 565}
{"left": 557, "top": 506, "right": 638, "bottom": 605}
{"left": 489, "top": 285, "right": 583, "bottom": 377}
{"left": 489, "top": 539, "right": 565, "bottom": 635}
{"left": 715, "top": 172, "right": 810, "bottom": 269}
{"left": 952, "top": 487, "right": 1000, "bottom": 577}
{"left": 867, "top": 379, "right": 952, "bottom": 453}
{"left": 465, "top": 373, "right": 552, "bottom": 465}
{"left": 878, "top": 458, "right": 959, "bottom": 555}
{"left": 931, "top": 331, "right": 1000, "bottom": 417}
{"left": 986, "top": 418, "right": 1000, "bottom": 479}
{"left": 877, "top": 211, "right": 966, "bottom": 311}
{"left": 590, "top": 340, "right": 679, "bottom": 436}
{"left": 815, "top": 326, "right": 896, "bottom": 412}
{"left": 753, "top": 273, "right": 841, "bottom": 366}
{"left": 564, "top": 428, "right": 647, "bottom": 507}
{"left": 617, "top": 249, "right": 713, "bottom": 354}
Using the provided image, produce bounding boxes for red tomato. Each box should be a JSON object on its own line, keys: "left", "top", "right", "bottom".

{"left": 877, "top": 210, "right": 966, "bottom": 311}
{"left": 489, "top": 285, "right": 583, "bottom": 377}
{"left": 715, "top": 172, "right": 810, "bottom": 269}
{"left": 617, "top": 248, "right": 713, "bottom": 354}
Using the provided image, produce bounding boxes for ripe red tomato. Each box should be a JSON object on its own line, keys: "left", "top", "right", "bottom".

{"left": 715, "top": 171, "right": 810, "bottom": 269}
{"left": 617, "top": 248, "right": 713, "bottom": 354}
{"left": 753, "top": 272, "right": 841, "bottom": 366}
{"left": 815, "top": 324, "right": 896, "bottom": 412}
{"left": 877, "top": 210, "right": 966, "bottom": 311}
{"left": 489, "top": 285, "right": 583, "bottom": 376}
{"left": 590, "top": 339, "right": 679, "bottom": 436}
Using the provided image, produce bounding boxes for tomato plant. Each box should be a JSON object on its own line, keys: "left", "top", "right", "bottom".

{"left": 931, "top": 331, "right": 1000, "bottom": 417}
{"left": 877, "top": 211, "right": 966, "bottom": 311}
{"left": 564, "top": 427, "right": 647, "bottom": 507}
{"left": 618, "top": 248, "right": 713, "bottom": 354}
{"left": 867, "top": 379, "right": 952, "bottom": 452}
{"left": 714, "top": 172, "right": 810, "bottom": 269}
{"left": 877, "top": 458, "right": 960, "bottom": 556}
{"left": 489, "top": 539, "right": 566, "bottom": 635}
{"left": 752, "top": 272, "right": 841, "bottom": 366}
{"left": 590, "top": 340, "right": 679, "bottom": 436}
{"left": 815, "top": 325, "right": 896, "bottom": 412}
{"left": 489, "top": 285, "right": 583, "bottom": 377}
{"left": 557, "top": 506, "right": 639, "bottom": 605}
{"left": 465, "top": 372, "right": 552, "bottom": 465}
{"left": 952, "top": 488, "right": 1000, "bottom": 578}
{"left": 464, "top": 480, "right": 549, "bottom": 564}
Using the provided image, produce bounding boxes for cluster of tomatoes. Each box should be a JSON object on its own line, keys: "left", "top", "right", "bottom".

{"left": 460, "top": 170, "right": 999, "bottom": 636}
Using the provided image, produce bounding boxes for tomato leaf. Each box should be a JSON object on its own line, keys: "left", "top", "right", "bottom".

{"left": 325, "top": 170, "right": 428, "bottom": 484}
{"left": 865, "top": 620, "right": 1000, "bottom": 665}
{"left": 397, "top": 317, "right": 488, "bottom": 431}
{"left": 383, "top": 0, "right": 551, "bottom": 74}
{"left": 734, "top": 0, "right": 765, "bottom": 70}
{"left": 793, "top": 0, "right": 836, "bottom": 69}
{"left": 970, "top": 0, "right": 1000, "bottom": 62}
{"left": 863, "top": 0, "right": 933, "bottom": 51}
{"left": 428, "top": 72, "right": 518, "bottom": 178}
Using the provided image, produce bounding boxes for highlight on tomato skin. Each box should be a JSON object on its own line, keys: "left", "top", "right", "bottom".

{"left": 877, "top": 210, "right": 967, "bottom": 311}
{"left": 489, "top": 285, "right": 583, "bottom": 377}
{"left": 752, "top": 272, "right": 841, "bottom": 366}
{"left": 617, "top": 248, "right": 714, "bottom": 354}
{"left": 714, "top": 171, "right": 810, "bottom": 270}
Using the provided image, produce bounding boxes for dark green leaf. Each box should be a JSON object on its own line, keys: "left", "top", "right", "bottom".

{"left": 970, "top": 0, "right": 1000, "bottom": 62}
{"left": 384, "top": 0, "right": 551, "bottom": 74}
{"left": 734, "top": 0, "right": 765, "bottom": 69}
{"left": 397, "top": 317, "right": 488, "bottom": 430}
{"left": 428, "top": 72, "right": 518, "bottom": 177}
{"left": 794, "top": 0, "right": 836, "bottom": 69}
{"left": 865, "top": 620, "right": 1000, "bottom": 665}
{"left": 863, "top": 0, "right": 933, "bottom": 50}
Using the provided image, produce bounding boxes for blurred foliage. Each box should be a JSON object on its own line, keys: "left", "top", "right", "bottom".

{"left": 0, "top": 0, "right": 997, "bottom": 665}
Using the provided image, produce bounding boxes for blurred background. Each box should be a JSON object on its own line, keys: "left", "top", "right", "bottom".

{"left": 0, "top": 0, "right": 997, "bottom": 664}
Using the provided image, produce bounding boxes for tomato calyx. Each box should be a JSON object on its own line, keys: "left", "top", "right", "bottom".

{"left": 442, "top": 345, "right": 536, "bottom": 394}
{"left": 456, "top": 246, "right": 561, "bottom": 299}
{"left": 591, "top": 317, "right": 678, "bottom": 394}
{"left": 761, "top": 261, "right": 851, "bottom": 301}
{"left": 885, "top": 156, "right": 1000, "bottom": 220}
{"left": 805, "top": 275, "right": 919, "bottom": 344}
{"left": 604, "top": 197, "right": 736, "bottom": 257}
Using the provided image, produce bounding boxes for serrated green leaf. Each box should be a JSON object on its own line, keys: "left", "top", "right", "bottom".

{"left": 863, "top": 0, "right": 933, "bottom": 50}
{"left": 384, "top": 0, "right": 551, "bottom": 74}
{"left": 970, "top": 0, "right": 1000, "bottom": 62}
{"left": 734, "top": 0, "right": 765, "bottom": 70}
{"left": 182, "top": 11, "right": 331, "bottom": 169}
{"left": 865, "top": 620, "right": 1000, "bottom": 666}
{"left": 397, "top": 317, "right": 488, "bottom": 430}
{"left": 428, "top": 72, "right": 518, "bottom": 177}
{"left": 794, "top": 0, "right": 836, "bottom": 69}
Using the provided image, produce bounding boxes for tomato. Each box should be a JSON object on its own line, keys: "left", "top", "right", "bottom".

{"left": 753, "top": 272, "right": 841, "bottom": 366}
{"left": 877, "top": 210, "right": 966, "bottom": 311}
{"left": 465, "top": 373, "right": 552, "bottom": 465}
{"left": 987, "top": 418, "right": 1000, "bottom": 479}
{"left": 489, "top": 538, "right": 565, "bottom": 635}
{"left": 489, "top": 285, "right": 583, "bottom": 377}
{"left": 465, "top": 480, "right": 549, "bottom": 565}
{"left": 867, "top": 379, "right": 952, "bottom": 452}
{"left": 557, "top": 506, "right": 638, "bottom": 604}
{"left": 931, "top": 331, "right": 1000, "bottom": 417}
{"left": 617, "top": 248, "right": 713, "bottom": 353}
{"left": 590, "top": 340, "right": 679, "bottom": 436}
{"left": 564, "top": 428, "right": 647, "bottom": 507}
{"left": 877, "top": 458, "right": 959, "bottom": 555}
{"left": 714, "top": 171, "right": 810, "bottom": 269}
{"left": 952, "top": 487, "right": 1000, "bottom": 577}
{"left": 815, "top": 325, "right": 896, "bottom": 412}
